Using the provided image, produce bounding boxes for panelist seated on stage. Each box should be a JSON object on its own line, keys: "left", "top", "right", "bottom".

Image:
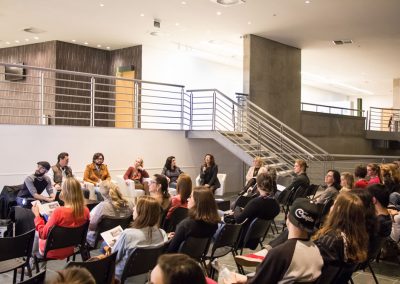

{"left": 47, "top": 152, "right": 73, "bottom": 191}
{"left": 123, "top": 157, "right": 150, "bottom": 193}
{"left": 84, "top": 152, "right": 111, "bottom": 186}
{"left": 17, "top": 161, "right": 55, "bottom": 207}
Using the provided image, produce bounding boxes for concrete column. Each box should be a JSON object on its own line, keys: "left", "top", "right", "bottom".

{"left": 243, "top": 34, "right": 301, "bottom": 131}
{"left": 393, "top": 78, "right": 400, "bottom": 109}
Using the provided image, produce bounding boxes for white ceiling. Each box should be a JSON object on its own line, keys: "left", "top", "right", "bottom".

{"left": 1, "top": 0, "right": 399, "bottom": 98}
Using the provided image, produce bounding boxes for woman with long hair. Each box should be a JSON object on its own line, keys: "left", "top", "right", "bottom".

{"left": 315, "top": 169, "right": 341, "bottom": 204}
{"left": 367, "top": 163, "right": 382, "bottom": 185}
{"left": 112, "top": 195, "right": 168, "bottom": 281}
{"left": 314, "top": 191, "right": 369, "bottom": 266}
{"left": 167, "top": 186, "right": 220, "bottom": 252}
{"left": 162, "top": 156, "right": 183, "bottom": 188}
{"left": 32, "top": 177, "right": 90, "bottom": 259}
{"left": 166, "top": 173, "right": 192, "bottom": 219}
{"left": 199, "top": 153, "right": 221, "bottom": 194}
{"left": 86, "top": 180, "right": 133, "bottom": 247}
{"left": 340, "top": 172, "right": 355, "bottom": 192}
{"left": 149, "top": 174, "right": 171, "bottom": 212}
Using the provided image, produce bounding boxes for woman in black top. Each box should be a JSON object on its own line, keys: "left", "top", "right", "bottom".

{"left": 161, "top": 156, "right": 183, "bottom": 189}
{"left": 167, "top": 186, "right": 220, "bottom": 252}
{"left": 199, "top": 154, "right": 220, "bottom": 194}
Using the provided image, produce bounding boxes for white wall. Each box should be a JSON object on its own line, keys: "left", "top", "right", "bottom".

{"left": 142, "top": 45, "right": 243, "bottom": 100}
{"left": 0, "top": 125, "right": 244, "bottom": 195}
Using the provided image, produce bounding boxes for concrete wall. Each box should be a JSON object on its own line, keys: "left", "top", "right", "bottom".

{"left": 243, "top": 34, "right": 301, "bottom": 131}
{"left": 301, "top": 111, "right": 400, "bottom": 155}
{"left": 0, "top": 125, "right": 244, "bottom": 195}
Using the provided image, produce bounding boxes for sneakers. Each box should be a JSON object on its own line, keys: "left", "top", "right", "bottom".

{"left": 234, "top": 249, "right": 269, "bottom": 267}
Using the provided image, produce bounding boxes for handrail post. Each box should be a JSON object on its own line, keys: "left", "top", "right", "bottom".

{"left": 180, "top": 87, "right": 184, "bottom": 130}
{"left": 257, "top": 121, "right": 261, "bottom": 156}
{"left": 212, "top": 90, "right": 216, "bottom": 130}
{"left": 134, "top": 82, "right": 139, "bottom": 128}
{"left": 39, "top": 72, "right": 44, "bottom": 125}
{"left": 90, "top": 77, "right": 95, "bottom": 127}
{"left": 190, "top": 92, "right": 193, "bottom": 130}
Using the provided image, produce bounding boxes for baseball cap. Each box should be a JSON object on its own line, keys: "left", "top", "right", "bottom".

{"left": 288, "top": 198, "right": 320, "bottom": 232}
{"left": 37, "top": 161, "right": 51, "bottom": 171}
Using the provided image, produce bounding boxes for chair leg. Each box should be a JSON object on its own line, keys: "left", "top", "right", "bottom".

{"left": 368, "top": 263, "right": 379, "bottom": 284}
{"left": 13, "top": 269, "right": 17, "bottom": 284}
{"left": 34, "top": 255, "right": 40, "bottom": 274}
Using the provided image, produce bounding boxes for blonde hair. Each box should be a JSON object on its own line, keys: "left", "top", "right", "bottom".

{"left": 60, "top": 177, "right": 85, "bottom": 219}
{"left": 99, "top": 180, "right": 128, "bottom": 209}
{"left": 254, "top": 157, "right": 264, "bottom": 167}
{"left": 48, "top": 267, "right": 95, "bottom": 284}
{"left": 295, "top": 159, "right": 308, "bottom": 172}
{"left": 341, "top": 172, "right": 354, "bottom": 189}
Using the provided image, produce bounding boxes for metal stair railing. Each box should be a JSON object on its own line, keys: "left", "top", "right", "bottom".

{"left": 188, "top": 89, "right": 331, "bottom": 174}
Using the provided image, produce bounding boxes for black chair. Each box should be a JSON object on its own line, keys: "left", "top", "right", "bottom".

{"left": 234, "top": 195, "right": 253, "bottom": 209}
{"left": 306, "top": 184, "right": 319, "bottom": 199}
{"left": 316, "top": 263, "right": 357, "bottom": 284}
{"left": 19, "top": 270, "right": 46, "bottom": 284}
{"left": 120, "top": 243, "right": 166, "bottom": 284}
{"left": 34, "top": 221, "right": 90, "bottom": 273}
{"left": 178, "top": 236, "right": 211, "bottom": 262}
{"left": 316, "top": 198, "right": 334, "bottom": 228}
{"left": 8, "top": 206, "right": 35, "bottom": 236}
{"left": 162, "top": 207, "right": 188, "bottom": 233}
{"left": 0, "top": 229, "right": 35, "bottom": 283}
{"left": 91, "top": 215, "right": 133, "bottom": 248}
{"left": 66, "top": 251, "right": 117, "bottom": 284}
{"left": 204, "top": 222, "right": 245, "bottom": 278}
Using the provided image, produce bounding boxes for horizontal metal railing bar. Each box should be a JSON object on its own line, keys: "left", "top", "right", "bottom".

{"left": 192, "top": 101, "right": 213, "bottom": 105}
{"left": 0, "top": 97, "right": 41, "bottom": 103}
{"left": 0, "top": 72, "right": 40, "bottom": 80}
{"left": 215, "top": 110, "right": 235, "bottom": 127}
{"left": 55, "top": 85, "right": 91, "bottom": 92}
{"left": 0, "top": 81, "right": 42, "bottom": 88}
{"left": 0, "top": 63, "right": 185, "bottom": 88}
{"left": 188, "top": 89, "right": 239, "bottom": 106}
{"left": 302, "top": 102, "right": 365, "bottom": 115}
{"left": 45, "top": 108, "right": 91, "bottom": 114}
{"left": 140, "top": 87, "right": 183, "bottom": 95}
{"left": 53, "top": 77, "right": 92, "bottom": 85}
{"left": 140, "top": 93, "right": 183, "bottom": 101}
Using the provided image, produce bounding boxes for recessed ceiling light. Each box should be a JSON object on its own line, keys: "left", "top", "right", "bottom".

{"left": 140, "top": 13, "right": 144, "bottom": 17}
{"left": 72, "top": 39, "right": 76, "bottom": 42}
{"left": 25, "top": 38, "right": 29, "bottom": 41}
{"left": 97, "top": 44, "right": 102, "bottom": 48}
{"left": 305, "top": 0, "right": 311, "bottom": 3}
{"left": 33, "top": 37, "right": 39, "bottom": 40}
{"left": 6, "top": 41, "right": 10, "bottom": 44}
{"left": 84, "top": 42, "right": 89, "bottom": 45}
{"left": 175, "top": 22, "right": 180, "bottom": 26}
{"left": 181, "top": 1, "right": 187, "bottom": 4}
{"left": 106, "top": 46, "right": 110, "bottom": 49}
{"left": 15, "top": 40, "right": 20, "bottom": 43}
{"left": 100, "top": 3, "right": 104, "bottom": 7}
{"left": 247, "top": 21, "right": 252, "bottom": 25}
{"left": 216, "top": 11, "right": 222, "bottom": 15}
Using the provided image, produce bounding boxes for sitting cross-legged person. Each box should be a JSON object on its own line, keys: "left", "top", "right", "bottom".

{"left": 123, "top": 157, "right": 150, "bottom": 194}
{"left": 227, "top": 198, "right": 323, "bottom": 284}
{"left": 86, "top": 180, "right": 133, "bottom": 248}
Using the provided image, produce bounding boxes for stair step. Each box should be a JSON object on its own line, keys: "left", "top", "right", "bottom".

{"left": 266, "top": 162, "right": 286, "bottom": 168}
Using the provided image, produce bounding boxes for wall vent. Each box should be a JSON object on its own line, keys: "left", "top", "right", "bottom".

{"left": 210, "top": 0, "right": 246, "bottom": 6}
{"left": 332, "top": 39, "right": 353, "bottom": 45}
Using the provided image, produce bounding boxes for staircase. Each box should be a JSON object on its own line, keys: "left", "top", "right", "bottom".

{"left": 186, "top": 89, "right": 330, "bottom": 176}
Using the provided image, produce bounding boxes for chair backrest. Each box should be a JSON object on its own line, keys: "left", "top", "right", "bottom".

{"left": 289, "top": 186, "right": 309, "bottom": 205}
{"left": 241, "top": 218, "right": 272, "bottom": 250}
{"left": 306, "top": 184, "right": 319, "bottom": 199}
{"left": 234, "top": 195, "right": 253, "bottom": 209}
{"left": 163, "top": 207, "right": 188, "bottom": 233}
{"left": 210, "top": 222, "right": 244, "bottom": 258}
{"left": 215, "top": 173, "right": 227, "bottom": 196}
{"left": 316, "top": 262, "right": 357, "bottom": 284}
{"left": 19, "top": 270, "right": 46, "bottom": 284}
{"left": 66, "top": 251, "right": 117, "bottom": 284}
{"left": 178, "top": 236, "right": 211, "bottom": 262}
{"left": 43, "top": 221, "right": 89, "bottom": 258}
{"left": 120, "top": 243, "right": 166, "bottom": 283}
{"left": 94, "top": 215, "right": 133, "bottom": 247}
{"left": 0, "top": 228, "right": 35, "bottom": 262}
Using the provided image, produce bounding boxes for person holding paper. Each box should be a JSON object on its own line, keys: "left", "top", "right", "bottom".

{"left": 32, "top": 177, "right": 90, "bottom": 259}
{"left": 47, "top": 152, "right": 73, "bottom": 191}
{"left": 112, "top": 195, "right": 167, "bottom": 281}
{"left": 17, "top": 161, "right": 56, "bottom": 207}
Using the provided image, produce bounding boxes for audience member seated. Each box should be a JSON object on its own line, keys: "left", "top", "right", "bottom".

{"left": 166, "top": 173, "right": 192, "bottom": 219}
{"left": 314, "top": 169, "right": 341, "bottom": 205}
{"left": 17, "top": 161, "right": 55, "bottom": 208}
{"left": 112, "top": 195, "right": 167, "bottom": 281}
{"left": 354, "top": 164, "right": 368, "bottom": 188}
{"left": 83, "top": 152, "right": 111, "bottom": 186}
{"left": 284, "top": 159, "right": 310, "bottom": 194}
{"left": 230, "top": 198, "right": 323, "bottom": 284}
{"left": 47, "top": 152, "right": 73, "bottom": 191}
{"left": 47, "top": 267, "right": 95, "bottom": 284}
{"left": 167, "top": 186, "right": 219, "bottom": 253}
{"left": 380, "top": 163, "right": 400, "bottom": 193}
{"left": 314, "top": 192, "right": 368, "bottom": 271}
{"left": 340, "top": 171, "right": 354, "bottom": 192}
{"left": 389, "top": 208, "right": 400, "bottom": 242}
{"left": 151, "top": 253, "right": 215, "bottom": 284}
{"left": 123, "top": 157, "right": 150, "bottom": 194}
{"left": 368, "top": 184, "right": 392, "bottom": 239}
{"left": 367, "top": 163, "right": 382, "bottom": 185}
{"left": 161, "top": 156, "right": 183, "bottom": 189}
{"left": 32, "top": 177, "right": 90, "bottom": 259}
{"left": 238, "top": 157, "right": 267, "bottom": 196}
{"left": 199, "top": 153, "right": 220, "bottom": 194}
{"left": 86, "top": 180, "right": 133, "bottom": 247}
{"left": 149, "top": 174, "right": 171, "bottom": 214}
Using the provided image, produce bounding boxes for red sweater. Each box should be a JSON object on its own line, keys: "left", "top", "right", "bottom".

{"left": 166, "top": 195, "right": 188, "bottom": 219}
{"left": 34, "top": 206, "right": 90, "bottom": 259}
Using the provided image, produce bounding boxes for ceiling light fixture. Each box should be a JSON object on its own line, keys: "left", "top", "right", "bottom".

{"left": 84, "top": 42, "right": 89, "bottom": 45}
{"left": 33, "top": 37, "right": 39, "bottom": 40}
{"left": 181, "top": 1, "right": 187, "bottom": 4}
{"left": 210, "top": 0, "right": 245, "bottom": 6}
{"left": 6, "top": 42, "right": 10, "bottom": 44}
{"left": 140, "top": 13, "right": 144, "bottom": 17}
{"left": 100, "top": 3, "right": 104, "bottom": 7}
{"left": 15, "top": 40, "right": 20, "bottom": 43}
{"left": 247, "top": 21, "right": 251, "bottom": 25}
{"left": 106, "top": 46, "right": 111, "bottom": 49}
{"left": 25, "top": 38, "right": 29, "bottom": 41}
{"left": 216, "top": 11, "right": 222, "bottom": 15}
{"left": 305, "top": 0, "right": 311, "bottom": 4}
{"left": 97, "top": 44, "right": 102, "bottom": 48}
{"left": 72, "top": 39, "right": 76, "bottom": 42}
